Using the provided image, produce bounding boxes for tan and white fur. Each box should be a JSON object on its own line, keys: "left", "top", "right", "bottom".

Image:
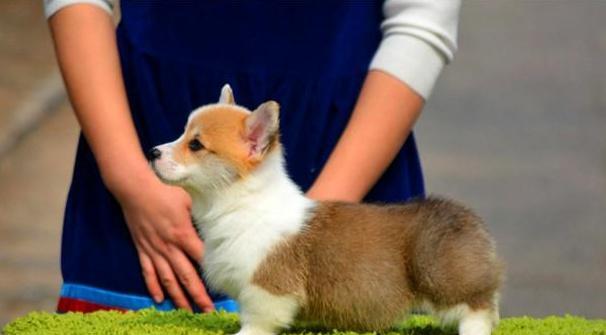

{"left": 150, "top": 85, "right": 503, "bottom": 335}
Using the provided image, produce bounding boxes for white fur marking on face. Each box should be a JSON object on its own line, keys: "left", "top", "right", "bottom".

{"left": 151, "top": 135, "right": 192, "bottom": 184}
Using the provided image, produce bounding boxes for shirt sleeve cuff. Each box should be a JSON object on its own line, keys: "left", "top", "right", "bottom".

{"left": 44, "top": 0, "right": 113, "bottom": 18}
{"left": 369, "top": 33, "right": 446, "bottom": 100}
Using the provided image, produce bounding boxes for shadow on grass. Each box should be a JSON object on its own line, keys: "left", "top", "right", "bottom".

{"left": 130, "top": 310, "right": 452, "bottom": 335}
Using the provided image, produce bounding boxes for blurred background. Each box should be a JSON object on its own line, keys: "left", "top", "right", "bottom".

{"left": 0, "top": 0, "right": 604, "bottom": 327}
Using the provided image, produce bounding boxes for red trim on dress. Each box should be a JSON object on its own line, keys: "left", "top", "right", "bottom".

{"left": 57, "top": 297, "right": 127, "bottom": 313}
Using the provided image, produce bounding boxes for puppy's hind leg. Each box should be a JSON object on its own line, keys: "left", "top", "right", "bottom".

{"left": 458, "top": 308, "right": 495, "bottom": 335}
{"left": 433, "top": 299, "right": 498, "bottom": 335}
{"left": 459, "top": 292, "right": 501, "bottom": 334}
{"left": 236, "top": 286, "right": 300, "bottom": 335}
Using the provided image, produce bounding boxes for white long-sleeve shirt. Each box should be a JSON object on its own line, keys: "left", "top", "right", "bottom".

{"left": 44, "top": 0, "right": 460, "bottom": 99}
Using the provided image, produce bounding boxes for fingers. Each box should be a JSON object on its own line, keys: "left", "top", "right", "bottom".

{"left": 152, "top": 253, "right": 192, "bottom": 311}
{"left": 168, "top": 202, "right": 202, "bottom": 262}
{"left": 180, "top": 226, "right": 205, "bottom": 262}
{"left": 138, "top": 249, "right": 164, "bottom": 303}
{"left": 168, "top": 246, "right": 215, "bottom": 312}
{"left": 124, "top": 188, "right": 211, "bottom": 312}
{"left": 140, "top": 242, "right": 210, "bottom": 312}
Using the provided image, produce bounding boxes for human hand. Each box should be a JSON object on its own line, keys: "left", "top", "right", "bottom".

{"left": 110, "top": 171, "right": 214, "bottom": 312}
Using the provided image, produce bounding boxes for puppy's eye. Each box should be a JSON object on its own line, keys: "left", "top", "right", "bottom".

{"left": 188, "top": 138, "right": 204, "bottom": 152}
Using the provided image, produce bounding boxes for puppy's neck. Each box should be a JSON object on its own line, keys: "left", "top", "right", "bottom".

{"left": 190, "top": 147, "right": 313, "bottom": 231}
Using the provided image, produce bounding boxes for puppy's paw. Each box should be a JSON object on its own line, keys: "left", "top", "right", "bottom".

{"left": 459, "top": 309, "right": 494, "bottom": 335}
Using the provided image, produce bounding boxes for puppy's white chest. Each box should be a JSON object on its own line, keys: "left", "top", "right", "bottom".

{"left": 191, "top": 171, "right": 314, "bottom": 299}
{"left": 202, "top": 243, "right": 252, "bottom": 298}
{"left": 198, "top": 214, "right": 301, "bottom": 298}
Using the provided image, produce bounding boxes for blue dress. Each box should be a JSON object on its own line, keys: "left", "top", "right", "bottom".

{"left": 58, "top": 1, "right": 425, "bottom": 313}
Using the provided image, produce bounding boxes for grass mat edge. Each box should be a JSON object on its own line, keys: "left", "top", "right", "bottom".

{"left": 3, "top": 308, "right": 606, "bottom": 335}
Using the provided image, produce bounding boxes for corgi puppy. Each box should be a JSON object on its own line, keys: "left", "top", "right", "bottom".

{"left": 149, "top": 85, "right": 503, "bottom": 335}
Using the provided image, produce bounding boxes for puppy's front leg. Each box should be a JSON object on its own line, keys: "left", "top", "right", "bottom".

{"left": 236, "top": 286, "right": 300, "bottom": 335}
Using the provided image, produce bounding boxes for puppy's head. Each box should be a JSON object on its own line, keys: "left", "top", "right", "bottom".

{"left": 150, "top": 84, "right": 280, "bottom": 192}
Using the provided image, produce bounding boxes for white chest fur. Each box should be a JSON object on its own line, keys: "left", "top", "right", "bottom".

{"left": 190, "top": 152, "right": 314, "bottom": 298}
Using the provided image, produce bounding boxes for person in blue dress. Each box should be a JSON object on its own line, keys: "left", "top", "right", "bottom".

{"left": 45, "top": 1, "right": 460, "bottom": 313}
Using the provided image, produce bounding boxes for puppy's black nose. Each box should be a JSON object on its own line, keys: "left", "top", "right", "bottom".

{"left": 148, "top": 148, "right": 162, "bottom": 161}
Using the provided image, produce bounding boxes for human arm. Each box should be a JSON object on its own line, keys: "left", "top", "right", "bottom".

{"left": 47, "top": 3, "right": 213, "bottom": 311}
{"left": 307, "top": 0, "right": 461, "bottom": 202}
{"left": 306, "top": 70, "right": 423, "bottom": 202}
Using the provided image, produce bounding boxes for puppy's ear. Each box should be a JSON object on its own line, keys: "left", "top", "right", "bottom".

{"left": 244, "top": 101, "right": 280, "bottom": 160}
{"left": 219, "top": 84, "right": 235, "bottom": 104}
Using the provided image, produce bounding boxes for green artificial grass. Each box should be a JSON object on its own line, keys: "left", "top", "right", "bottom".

{"left": 3, "top": 308, "right": 606, "bottom": 335}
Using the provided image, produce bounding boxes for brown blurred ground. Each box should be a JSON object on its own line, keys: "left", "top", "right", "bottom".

{"left": 0, "top": 0, "right": 605, "bottom": 328}
{"left": 0, "top": 0, "right": 70, "bottom": 327}
{"left": 0, "top": 1, "right": 56, "bottom": 129}
{"left": 0, "top": 104, "right": 76, "bottom": 327}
